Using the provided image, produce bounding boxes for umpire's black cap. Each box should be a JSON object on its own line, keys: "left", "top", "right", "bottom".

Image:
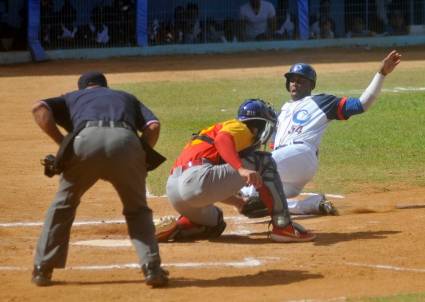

{"left": 78, "top": 71, "right": 108, "bottom": 90}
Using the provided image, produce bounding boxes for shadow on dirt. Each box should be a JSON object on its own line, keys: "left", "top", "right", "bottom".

{"left": 208, "top": 230, "right": 401, "bottom": 246}
{"left": 52, "top": 279, "right": 143, "bottom": 286}
{"left": 169, "top": 269, "right": 323, "bottom": 288}
{"left": 53, "top": 269, "right": 323, "bottom": 288}
{"left": 314, "top": 230, "right": 400, "bottom": 246}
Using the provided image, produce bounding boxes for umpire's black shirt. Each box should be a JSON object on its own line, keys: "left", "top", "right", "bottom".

{"left": 41, "top": 87, "right": 158, "bottom": 133}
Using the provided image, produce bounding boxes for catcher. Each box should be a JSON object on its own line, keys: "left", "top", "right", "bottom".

{"left": 156, "top": 99, "right": 316, "bottom": 243}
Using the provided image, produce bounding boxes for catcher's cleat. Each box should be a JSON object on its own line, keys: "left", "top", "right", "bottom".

{"left": 270, "top": 222, "right": 316, "bottom": 243}
{"left": 318, "top": 195, "right": 339, "bottom": 216}
{"left": 155, "top": 216, "right": 178, "bottom": 242}
{"left": 142, "top": 261, "right": 169, "bottom": 288}
{"left": 31, "top": 265, "right": 53, "bottom": 287}
{"left": 156, "top": 209, "right": 226, "bottom": 242}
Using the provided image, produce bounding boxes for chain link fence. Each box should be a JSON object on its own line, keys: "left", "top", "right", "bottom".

{"left": 35, "top": 0, "right": 425, "bottom": 50}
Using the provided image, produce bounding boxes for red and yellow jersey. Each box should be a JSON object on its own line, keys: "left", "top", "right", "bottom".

{"left": 172, "top": 119, "right": 255, "bottom": 170}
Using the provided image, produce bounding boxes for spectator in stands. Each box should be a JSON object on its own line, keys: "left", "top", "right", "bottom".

{"left": 319, "top": 17, "right": 335, "bottom": 39}
{"left": 239, "top": 0, "right": 277, "bottom": 41}
{"left": 388, "top": 9, "right": 408, "bottom": 36}
{"left": 374, "top": 0, "right": 391, "bottom": 33}
{"left": 275, "top": 11, "right": 295, "bottom": 39}
{"left": 203, "top": 17, "right": 225, "bottom": 43}
{"left": 91, "top": 3, "right": 111, "bottom": 46}
{"left": 57, "top": 0, "right": 77, "bottom": 47}
{"left": 223, "top": 18, "right": 239, "bottom": 43}
{"left": 106, "top": 0, "right": 136, "bottom": 46}
{"left": 346, "top": 16, "right": 376, "bottom": 38}
{"left": 40, "top": 0, "right": 55, "bottom": 47}
{"left": 172, "top": 5, "right": 185, "bottom": 44}
{"left": 74, "top": 24, "right": 97, "bottom": 48}
{"left": 310, "top": 0, "right": 335, "bottom": 39}
{"left": 184, "top": 2, "right": 202, "bottom": 43}
{"left": 149, "top": 18, "right": 161, "bottom": 45}
{"left": 119, "top": 0, "right": 136, "bottom": 45}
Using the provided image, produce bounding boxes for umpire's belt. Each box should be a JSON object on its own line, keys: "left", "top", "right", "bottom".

{"left": 85, "top": 120, "right": 134, "bottom": 132}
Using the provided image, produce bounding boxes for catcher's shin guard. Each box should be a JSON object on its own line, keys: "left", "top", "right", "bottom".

{"left": 243, "top": 151, "right": 291, "bottom": 227}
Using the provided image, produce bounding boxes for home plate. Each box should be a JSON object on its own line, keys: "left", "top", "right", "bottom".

{"left": 73, "top": 239, "right": 132, "bottom": 247}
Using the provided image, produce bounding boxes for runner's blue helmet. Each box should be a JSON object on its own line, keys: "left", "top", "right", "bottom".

{"left": 284, "top": 63, "right": 317, "bottom": 91}
{"left": 237, "top": 99, "right": 277, "bottom": 146}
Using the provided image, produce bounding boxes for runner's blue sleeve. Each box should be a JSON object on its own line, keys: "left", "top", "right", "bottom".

{"left": 342, "top": 98, "right": 364, "bottom": 118}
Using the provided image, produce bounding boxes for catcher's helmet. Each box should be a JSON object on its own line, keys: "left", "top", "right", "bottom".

{"left": 284, "top": 63, "right": 317, "bottom": 91}
{"left": 237, "top": 99, "right": 277, "bottom": 146}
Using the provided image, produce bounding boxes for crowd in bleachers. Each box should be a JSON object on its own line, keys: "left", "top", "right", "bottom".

{"left": 40, "top": 0, "right": 136, "bottom": 49}
{"left": 0, "top": 0, "right": 423, "bottom": 51}
{"left": 148, "top": 0, "right": 417, "bottom": 46}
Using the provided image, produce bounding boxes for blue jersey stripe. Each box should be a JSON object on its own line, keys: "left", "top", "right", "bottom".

{"left": 312, "top": 94, "right": 364, "bottom": 120}
{"left": 343, "top": 97, "right": 364, "bottom": 118}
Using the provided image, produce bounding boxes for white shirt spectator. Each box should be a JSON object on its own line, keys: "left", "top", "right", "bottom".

{"left": 96, "top": 24, "right": 109, "bottom": 44}
{"left": 240, "top": 0, "right": 276, "bottom": 40}
{"left": 276, "top": 12, "right": 294, "bottom": 37}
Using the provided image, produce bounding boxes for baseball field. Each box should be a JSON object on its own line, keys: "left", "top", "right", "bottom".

{"left": 1, "top": 46, "right": 425, "bottom": 301}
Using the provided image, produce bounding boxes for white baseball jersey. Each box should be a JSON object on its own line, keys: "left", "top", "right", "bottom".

{"left": 274, "top": 94, "right": 364, "bottom": 150}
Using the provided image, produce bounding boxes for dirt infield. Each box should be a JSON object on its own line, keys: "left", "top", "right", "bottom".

{"left": 1, "top": 47, "right": 425, "bottom": 301}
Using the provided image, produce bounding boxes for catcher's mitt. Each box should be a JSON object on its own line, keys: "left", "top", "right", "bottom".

{"left": 240, "top": 196, "right": 269, "bottom": 218}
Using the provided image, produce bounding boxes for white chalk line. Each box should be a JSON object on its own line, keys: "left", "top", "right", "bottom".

{"left": 0, "top": 220, "right": 126, "bottom": 228}
{"left": 0, "top": 215, "right": 266, "bottom": 228}
{"left": 73, "top": 239, "right": 132, "bottom": 247}
{"left": 345, "top": 262, "right": 425, "bottom": 273}
{"left": 287, "top": 298, "right": 347, "bottom": 302}
{"left": 0, "top": 257, "right": 280, "bottom": 272}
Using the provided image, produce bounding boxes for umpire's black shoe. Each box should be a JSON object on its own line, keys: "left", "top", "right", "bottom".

{"left": 31, "top": 265, "right": 53, "bottom": 287}
{"left": 142, "top": 261, "right": 169, "bottom": 288}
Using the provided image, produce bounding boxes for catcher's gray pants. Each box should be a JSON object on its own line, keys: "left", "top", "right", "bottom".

{"left": 166, "top": 151, "right": 291, "bottom": 227}
{"left": 34, "top": 126, "right": 160, "bottom": 270}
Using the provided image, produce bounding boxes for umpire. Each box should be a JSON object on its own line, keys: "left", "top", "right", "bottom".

{"left": 31, "top": 71, "right": 168, "bottom": 287}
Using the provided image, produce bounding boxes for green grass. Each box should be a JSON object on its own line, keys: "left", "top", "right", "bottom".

{"left": 350, "top": 292, "right": 425, "bottom": 302}
{"left": 114, "top": 67, "right": 425, "bottom": 195}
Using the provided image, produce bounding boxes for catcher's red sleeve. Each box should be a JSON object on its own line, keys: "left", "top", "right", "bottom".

{"left": 214, "top": 132, "right": 243, "bottom": 170}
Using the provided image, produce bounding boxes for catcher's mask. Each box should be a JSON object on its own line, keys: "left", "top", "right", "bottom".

{"left": 78, "top": 71, "right": 108, "bottom": 90}
{"left": 284, "top": 63, "right": 316, "bottom": 91}
{"left": 237, "top": 99, "right": 277, "bottom": 146}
